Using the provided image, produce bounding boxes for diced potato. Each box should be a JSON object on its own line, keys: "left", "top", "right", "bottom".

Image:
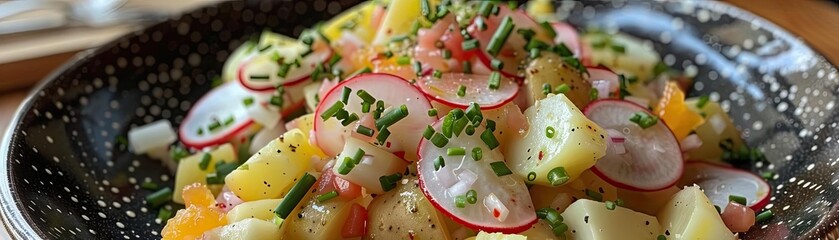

{"left": 372, "top": 0, "right": 439, "bottom": 45}
{"left": 526, "top": 0, "right": 556, "bottom": 22}
{"left": 657, "top": 186, "right": 736, "bottom": 240}
{"left": 616, "top": 186, "right": 680, "bottom": 216}
{"left": 472, "top": 231, "right": 527, "bottom": 240}
{"left": 226, "top": 129, "right": 326, "bottom": 201}
{"left": 321, "top": 1, "right": 381, "bottom": 43}
{"left": 366, "top": 177, "right": 450, "bottom": 240}
{"left": 520, "top": 220, "right": 563, "bottom": 240}
{"left": 210, "top": 218, "right": 282, "bottom": 240}
{"left": 173, "top": 144, "right": 237, "bottom": 204}
{"left": 286, "top": 113, "right": 316, "bottom": 137}
{"left": 332, "top": 138, "right": 408, "bottom": 194}
{"left": 481, "top": 103, "right": 527, "bottom": 150}
{"left": 525, "top": 51, "right": 592, "bottom": 108}
{"left": 531, "top": 170, "right": 618, "bottom": 212}
{"left": 684, "top": 98, "right": 745, "bottom": 162}
{"left": 227, "top": 199, "right": 283, "bottom": 223}
{"left": 282, "top": 197, "right": 356, "bottom": 239}
{"left": 504, "top": 94, "right": 608, "bottom": 186}
{"left": 563, "top": 199, "right": 661, "bottom": 240}
{"left": 582, "top": 32, "right": 661, "bottom": 81}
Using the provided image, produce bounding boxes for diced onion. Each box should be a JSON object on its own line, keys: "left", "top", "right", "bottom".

{"left": 606, "top": 129, "right": 627, "bottom": 155}
{"left": 624, "top": 96, "right": 651, "bottom": 108}
{"left": 606, "top": 129, "right": 626, "bottom": 143}
{"left": 448, "top": 169, "right": 478, "bottom": 196}
{"left": 592, "top": 80, "right": 612, "bottom": 99}
{"left": 247, "top": 104, "right": 281, "bottom": 129}
{"left": 680, "top": 134, "right": 703, "bottom": 152}
{"left": 708, "top": 114, "right": 727, "bottom": 135}
{"left": 216, "top": 188, "right": 244, "bottom": 212}
{"left": 128, "top": 119, "right": 176, "bottom": 154}
{"left": 483, "top": 193, "right": 509, "bottom": 222}
{"left": 435, "top": 166, "right": 458, "bottom": 188}
{"left": 653, "top": 143, "right": 666, "bottom": 153}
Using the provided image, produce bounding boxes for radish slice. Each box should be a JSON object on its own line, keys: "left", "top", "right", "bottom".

{"left": 418, "top": 118, "right": 536, "bottom": 233}
{"left": 584, "top": 99, "right": 683, "bottom": 191}
{"left": 180, "top": 81, "right": 260, "bottom": 149}
{"left": 468, "top": 6, "right": 552, "bottom": 80}
{"left": 237, "top": 47, "right": 333, "bottom": 91}
{"left": 416, "top": 73, "right": 518, "bottom": 110}
{"left": 680, "top": 161, "right": 771, "bottom": 211}
{"left": 551, "top": 22, "right": 584, "bottom": 58}
{"left": 586, "top": 66, "right": 620, "bottom": 95}
{"left": 313, "top": 73, "right": 437, "bottom": 160}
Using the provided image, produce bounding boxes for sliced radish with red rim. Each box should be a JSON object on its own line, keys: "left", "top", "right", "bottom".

{"left": 313, "top": 73, "right": 437, "bottom": 161}
{"left": 468, "top": 6, "right": 552, "bottom": 80}
{"left": 180, "top": 81, "right": 261, "bottom": 149}
{"left": 418, "top": 118, "right": 536, "bottom": 233}
{"left": 586, "top": 66, "right": 620, "bottom": 97}
{"left": 417, "top": 73, "right": 518, "bottom": 110}
{"left": 583, "top": 99, "right": 683, "bottom": 191}
{"left": 681, "top": 161, "right": 771, "bottom": 211}
{"left": 551, "top": 22, "right": 587, "bottom": 59}
{"left": 237, "top": 46, "right": 332, "bottom": 91}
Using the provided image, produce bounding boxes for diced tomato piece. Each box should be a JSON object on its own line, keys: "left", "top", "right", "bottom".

{"left": 341, "top": 203, "right": 368, "bottom": 238}
{"left": 317, "top": 166, "right": 363, "bottom": 200}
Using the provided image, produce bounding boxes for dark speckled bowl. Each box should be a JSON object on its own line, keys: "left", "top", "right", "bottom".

{"left": 2, "top": 1, "right": 838, "bottom": 239}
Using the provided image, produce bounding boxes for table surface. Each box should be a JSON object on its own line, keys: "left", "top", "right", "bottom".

{"left": 0, "top": 0, "right": 837, "bottom": 236}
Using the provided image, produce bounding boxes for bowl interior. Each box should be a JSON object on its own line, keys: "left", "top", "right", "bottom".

{"left": 3, "top": 1, "right": 839, "bottom": 239}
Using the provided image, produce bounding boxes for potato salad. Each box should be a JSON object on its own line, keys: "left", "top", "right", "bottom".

{"left": 124, "top": 1, "right": 774, "bottom": 239}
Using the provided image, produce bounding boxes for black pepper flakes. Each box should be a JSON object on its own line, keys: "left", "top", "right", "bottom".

{"left": 584, "top": 216, "right": 589, "bottom": 223}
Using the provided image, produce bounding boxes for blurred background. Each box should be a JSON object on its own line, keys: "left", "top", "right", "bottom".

{"left": 0, "top": 0, "right": 836, "bottom": 134}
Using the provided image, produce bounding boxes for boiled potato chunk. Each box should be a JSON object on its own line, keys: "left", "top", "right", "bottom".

{"left": 656, "top": 186, "right": 735, "bottom": 240}
{"left": 563, "top": 199, "right": 661, "bottom": 240}
{"left": 520, "top": 220, "right": 563, "bottom": 240}
{"left": 321, "top": 1, "right": 381, "bottom": 43}
{"left": 332, "top": 138, "right": 408, "bottom": 194}
{"left": 504, "top": 94, "right": 608, "bottom": 186}
{"left": 531, "top": 170, "right": 618, "bottom": 212}
{"left": 525, "top": 51, "right": 592, "bottom": 108}
{"left": 582, "top": 32, "right": 661, "bottom": 81}
{"left": 372, "top": 0, "right": 438, "bottom": 45}
{"left": 282, "top": 197, "right": 356, "bottom": 239}
{"left": 226, "top": 129, "right": 326, "bottom": 201}
{"left": 616, "top": 186, "right": 680, "bottom": 216}
{"left": 227, "top": 199, "right": 283, "bottom": 223}
{"left": 216, "top": 218, "right": 282, "bottom": 240}
{"left": 684, "top": 98, "right": 745, "bottom": 162}
{"left": 366, "top": 177, "right": 450, "bottom": 240}
{"left": 173, "top": 144, "right": 237, "bottom": 204}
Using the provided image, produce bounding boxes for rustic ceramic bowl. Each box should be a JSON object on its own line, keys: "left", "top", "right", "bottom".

{"left": 2, "top": 1, "right": 837, "bottom": 239}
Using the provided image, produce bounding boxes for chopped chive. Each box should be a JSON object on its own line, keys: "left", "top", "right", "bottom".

{"left": 277, "top": 64, "right": 291, "bottom": 78}
{"left": 465, "top": 125, "right": 476, "bottom": 135}
{"left": 480, "top": 129, "right": 500, "bottom": 150}
{"left": 341, "top": 87, "right": 352, "bottom": 104}
{"left": 382, "top": 50, "right": 394, "bottom": 58}
{"left": 516, "top": 28, "right": 536, "bottom": 41}
{"left": 334, "top": 109, "right": 349, "bottom": 120}
{"left": 657, "top": 235, "right": 666, "bottom": 240}
{"left": 585, "top": 189, "right": 603, "bottom": 201}
{"left": 729, "top": 195, "right": 747, "bottom": 205}
{"left": 529, "top": 48, "right": 541, "bottom": 59}
{"left": 375, "top": 104, "right": 409, "bottom": 130}
{"left": 243, "top": 97, "right": 254, "bottom": 106}
{"left": 465, "top": 102, "right": 483, "bottom": 123}
{"left": 452, "top": 117, "right": 469, "bottom": 136}
{"left": 486, "top": 16, "right": 515, "bottom": 56}
{"left": 376, "top": 127, "right": 391, "bottom": 145}
{"left": 338, "top": 157, "right": 355, "bottom": 175}
{"left": 547, "top": 167, "right": 570, "bottom": 186}
{"left": 542, "top": 83, "right": 553, "bottom": 96}
{"left": 214, "top": 162, "right": 238, "bottom": 183}
{"left": 433, "top": 69, "right": 443, "bottom": 79}
{"left": 539, "top": 21, "right": 557, "bottom": 38}
{"left": 619, "top": 74, "right": 631, "bottom": 99}
{"left": 208, "top": 120, "right": 222, "bottom": 132}
{"left": 449, "top": 108, "right": 464, "bottom": 119}
{"left": 379, "top": 173, "right": 402, "bottom": 192}
{"left": 455, "top": 195, "right": 467, "bottom": 208}
{"left": 328, "top": 54, "right": 342, "bottom": 67}
{"left": 615, "top": 198, "right": 625, "bottom": 207}
{"left": 211, "top": 76, "right": 224, "bottom": 87}
{"left": 456, "top": 85, "right": 467, "bottom": 97}
{"left": 442, "top": 115, "right": 454, "bottom": 138}
{"left": 478, "top": 1, "right": 494, "bottom": 17}
{"left": 525, "top": 39, "right": 549, "bottom": 51}
{"left": 545, "top": 126, "right": 556, "bottom": 138}
{"left": 697, "top": 95, "right": 710, "bottom": 109}
{"left": 352, "top": 148, "right": 365, "bottom": 164}
{"left": 553, "top": 42, "right": 573, "bottom": 57}
{"left": 491, "top": 59, "right": 504, "bottom": 70}
{"left": 316, "top": 190, "right": 339, "bottom": 203}
{"left": 376, "top": 100, "right": 385, "bottom": 112}
{"left": 141, "top": 181, "right": 158, "bottom": 190}
{"left": 756, "top": 210, "right": 774, "bottom": 222}
{"left": 543, "top": 208, "right": 563, "bottom": 224}
{"left": 488, "top": 71, "right": 501, "bottom": 90}
{"left": 471, "top": 147, "right": 483, "bottom": 161}
{"left": 462, "top": 39, "right": 480, "bottom": 51}
{"left": 466, "top": 190, "right": 477, "bottom": 204}
{"left": 410, "top": 20, "right": 422, "bottom": 35}
{"left": 249, "top": 75, "right": 270, "bottom": 81}
{"left": 320, "top": 101, "right": 344, "bottom": 120}
{"left": 605, "top": 201, "right": 616, "bottom": 210}
{"left": 447, "top": 147, "right": 466, "bottom": 156}
{"left": 431, "top": 133, "right": 449, "bottom": 148}
{"left": 357, "top": 90, "right": 376, "bottom": 103}
{"left": 396, "top": 56, "right": 411, "bottom": 65}
{"left": 390, "top": 35, "right": 409, "bottom": 43}
{"left": 356, "top": 125, "right": 375, "bottom": 137}
{"left": 348, "top": 67, "right": 372, "bottom": 78}
{"left": 463, "top": 61, "right": 472, "bottom": 74}
{"left": 436, "top": 4, "right": 449, "bottom": 18}
{"left": 554, "top": 83, "right": 570, "bottom": 94}
{"left": 423, "top": 126, "right": 435, "bottom": 139}
{"left": 427, "top": 108, "right": 438, "bottom": 117}
{"left": 145, "top": 187, "right": 173, "bottom": 208}
{"left": 476, "top": 17, "right": 488, "bottom": 31}
{"left": 341, "top": 113, "right": 359, "bottom": 126}
{"left": 490, "top": 161, "right": 512, "bottom": 176}
{"left": 158, "top": 207, "right": 174, "bottom": 222}
{"left": 486, "top": 120, "right": 496, "bottom": 132}
{"left": 590, "top": 88, "right": 599, "bottom": 100}
{"left": 199, "top": 153, "right": 211, "bottom": 170}
{"left": 629, "top": 112, "right": 658, "bottom": 129}
{"left": 170, "top": 146, "right": 189, "bottom": 163}
{"left": 269, "top": 96, "right": 283, "bottom": 107}
{"left": 434, "top": 156, "right": 445, "bottom": 170}
{"left": 653, "top": 61, "right": 669, "bottom": 76}
{"left": 760, "top": 171, "right": 774, "bottom": 180}
{"left": 361, "top": 102, "right": 371, "bottom": 113}
{"left": 442, "top": 49, "right": 452, "bottom": 59}
{"left": 412, "top": 61, "right": 423, "bottom": 76}
{"left": 197, "top": 128, "right": 204, "bottom": 136}
{"left": 274, "top": 173, "right": 317, "bottom": 219}
{"left": 610, "top": 44, "right": 626, "bottom": 54}
{"left": 420, "top": 0, "right": 432, "bottom": 18}
{"left": 526, "top": 172, "right": 537, "bottom": 182}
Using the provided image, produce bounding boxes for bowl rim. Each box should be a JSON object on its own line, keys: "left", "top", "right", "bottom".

{"left": 1, "top": 1, "right": 837, "bottom": 239}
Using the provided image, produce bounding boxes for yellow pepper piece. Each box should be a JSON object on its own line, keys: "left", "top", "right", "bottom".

{"left": 653, "top": 82, "right": 705, "bottom": 140}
